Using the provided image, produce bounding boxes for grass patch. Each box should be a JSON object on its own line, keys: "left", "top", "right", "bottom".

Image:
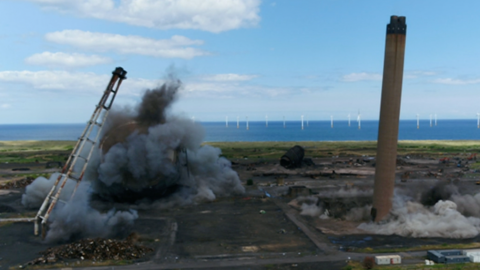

{"left": 344, "top": 261, "right": 478, "bottom": 270}
{"left": 356, "top": 242, "right": 480, "bottom": 254}
{"left": 205, "top": 140, "right": 480, "bottom": 160}
{"left": 0, "top": 140, "right": 479, "bottom": 164}
{"left": 18, "top": 173, "right": 50, "bottom": 179}
{"left": 0, "top": 141, "right": 75, "bottom": 152}
{"left": 469, "top": 161, "right": 480, "bottom": 170}
{"left": 0, "top": 152, "right": 69, "bottom": 164}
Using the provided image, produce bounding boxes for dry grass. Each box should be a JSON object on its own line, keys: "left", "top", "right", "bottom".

{"left": 356, "top": 242, "right": 480, "bottom": 254}
{"left": 345, "top": 261, "right": 478, "bottom": 270}
{"left": 205, "top": 140, "right": 480, "bottom": 160}
{"left": 0, "top": 141, "right": 75, "bottom": 152}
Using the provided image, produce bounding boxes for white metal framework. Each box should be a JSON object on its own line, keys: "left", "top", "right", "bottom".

{"left": 34, "top": 67, "right": 127, "bottom": 238}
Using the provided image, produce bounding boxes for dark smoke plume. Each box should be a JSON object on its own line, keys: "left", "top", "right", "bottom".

{"left": 420, "top": 182, "right": 459, "bottom": 206}
{"left": 135, "top": 80, "right": 180, "bottom": 126}
{"left": 22, "top": 75, "right": 244, "bottom": 242}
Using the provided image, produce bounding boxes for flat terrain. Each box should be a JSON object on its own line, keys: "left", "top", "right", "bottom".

{"left": 1, "top": 140, "right": 480, "bottom": 269}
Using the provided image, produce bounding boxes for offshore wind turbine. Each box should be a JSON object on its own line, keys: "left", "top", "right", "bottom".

{"left": 430, "top": 114, "right": 432, "bottom": 127}
{"left": 348, "top": 114, "right": 351, "bottom": 127}
{"left": 416, "top": 114, "right": 420, "bottom": 129}
{"left": 331, "top": 115, "right": 334, "bottom": 128}
{"left": 477, "top": 113, "right": 480, "bottom": 128}
{"left": 283, "top": 116, "right": 286, "bottom": 128}
{"left": 237, "top": 116, "right": 239, "bottom": 129}
{"left": 301, "top": 115, "right": 304, "bottom": 130}
{"left": 246, "top": 116, "right": 249, "bottom": 130}
{"left": 226, "top": 116, "right": 228, "bottom": 128}
{"left": 357, "top": 110, "right": 361, "bottom": 130}
{"left": 265, "top": 115, "right": 268, "bottom": 127}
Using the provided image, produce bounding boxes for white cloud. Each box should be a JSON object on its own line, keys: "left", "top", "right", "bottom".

{"left": 0, "top": 70, "right": 157, "bottom": 96}
{"left": 28, "top": 0, "right": 261, "bottom": 33}
{"left": 0, "top": 69, "right": 292, "bottom": 100}
{"left": 202, "top": 73, "right": 258, "bottom": 82}
{"left": 432, "top": 78, "right": 480, "bottom": 85}
{"left": 45, "top": 30, "right": 208, "bottom": 59}
{"left": 342, "top": 72, "right": 382, "bottom": 82}
{"left": 25, "top": 52, "right": 111, "bottom": 68}
{"left": 1, "top": 104, "right": 11, "bottom": 109}
{"left": 182, "top": 81, "right": 290, "bottom": 98}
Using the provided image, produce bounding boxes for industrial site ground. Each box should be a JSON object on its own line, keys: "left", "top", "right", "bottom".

{"left": 2, "top": 140, "right": 480, "bottom": 269}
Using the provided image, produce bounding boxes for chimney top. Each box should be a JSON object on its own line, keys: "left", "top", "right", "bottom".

{"left": 387, "top": 15, "right": 406, "bottom": 35}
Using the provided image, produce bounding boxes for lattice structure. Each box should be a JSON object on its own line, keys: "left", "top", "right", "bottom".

{"left": 34, "top": 67, "right": 127, "bottom": 238}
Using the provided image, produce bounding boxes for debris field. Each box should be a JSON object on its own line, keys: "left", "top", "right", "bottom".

{"left": 28, "top": 236, "right": 153, "bottom": 265}
{"left": 0, "top": 177, "right": 34, "bottom": 189}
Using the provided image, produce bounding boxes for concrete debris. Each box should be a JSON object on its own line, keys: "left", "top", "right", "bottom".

{"left": 0, "top": 177, "right": 34, "bottom": 189}
{"left": 28, "top": 236, "right": 153, "bottom": 265}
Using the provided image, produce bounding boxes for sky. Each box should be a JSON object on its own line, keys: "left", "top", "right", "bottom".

{"left": 1, "top": 0, "right": 480, "bottom": 124}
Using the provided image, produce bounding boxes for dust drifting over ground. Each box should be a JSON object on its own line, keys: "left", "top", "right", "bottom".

{"left": 22, "top": 75, "right": 244, "bottom": 242}
{"left": 297, "top": 183, "right": 480, "bottom": 239}
{"left": 359, "top": 183, "right": 480, "bottom": 238}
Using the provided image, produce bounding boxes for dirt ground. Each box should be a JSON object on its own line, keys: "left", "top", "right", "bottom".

{"left": 1, "top": 151, "right": 480, "bottom": 269}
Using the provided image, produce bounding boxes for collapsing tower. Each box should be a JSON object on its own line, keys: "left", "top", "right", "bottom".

{"left": 371, "top": 16, "right": 407, "bottom": 222}
{"left": 34, "top": 67, "right": 127, "bottom": 238}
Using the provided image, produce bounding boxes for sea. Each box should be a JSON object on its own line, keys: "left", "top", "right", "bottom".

{"left": 1, "top": 120, "right": 480, "bottom": 142}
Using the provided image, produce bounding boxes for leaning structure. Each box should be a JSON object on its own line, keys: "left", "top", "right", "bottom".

{"left": 371, "top": 16, "right": 407, "bottom": 222}
{"left": 34, "top": 67, "right": 127, "bottom": 238}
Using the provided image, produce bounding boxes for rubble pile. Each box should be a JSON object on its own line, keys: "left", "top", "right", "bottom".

{"left": 29, "top": 237, "right": 153, "bottom": 265}
{"left": 0, "top": 177, "right": 34, "bottom": 189}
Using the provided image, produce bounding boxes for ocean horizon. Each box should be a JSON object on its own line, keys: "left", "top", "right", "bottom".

{"left": 1, "top": 120, "right": 480, "bottom": 142}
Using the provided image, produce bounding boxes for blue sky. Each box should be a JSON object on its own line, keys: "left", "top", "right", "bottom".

{"left": 1, "top": 0, "right": 480, "bottom": 124}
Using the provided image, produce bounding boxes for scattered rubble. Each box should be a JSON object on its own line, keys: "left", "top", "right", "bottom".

{"left": 0, "top": 177, "right": 34, "bottom": 189}
{"left": 28, "top": 235, "right": 153, "bottom": 265}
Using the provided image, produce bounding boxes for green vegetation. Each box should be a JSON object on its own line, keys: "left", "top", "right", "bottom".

{"left": 0, "top": 140, "right": 479, "bottom": 164}
{"left": 205, "top": 140, "right": 480, "bottom": 160}
{"left": 468, "top": 161, "right": 480, "bottom": 170}
{"left": 0, "top": 141, "right": 75, "bottom": 152}
{"left": 356, "top": 242, "right": 480, "bottom": 254}
{"left": 344, "top": 261, "right": 477, "bottom": 270}
{"left": 0, "top": 141, "right": 75, "bottom": 164}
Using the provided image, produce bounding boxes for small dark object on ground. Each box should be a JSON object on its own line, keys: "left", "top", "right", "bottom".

{"left": 280, "top": 145, "right": 305, "bottom": 169}
{"left": 363, "top": 256, "right": 375, "bottom": 269}
{"left": 0, "top": 177, "right": 35, "bottom": 189}
{"left": 46, "top": 161, "right": 62, "bottom": 168}
{"left": 12, "top": 168, "right": 30, "bottom": 171}
{"left": 303, "top": 158, "right": 315, "bottom": 166}
{"left": 246, "top": 179, "right": 254, "bottom": 186}
{"left": 28, "top": 236, "right": 153, "bottom": 265}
